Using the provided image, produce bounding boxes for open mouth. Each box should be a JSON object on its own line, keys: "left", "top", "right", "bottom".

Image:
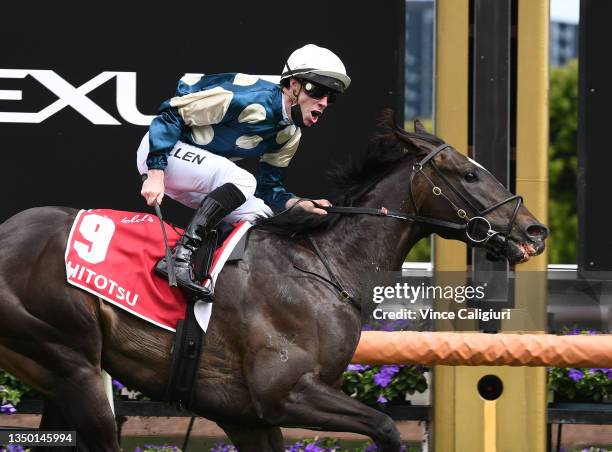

{"left": 310, "top": 110, "right": 322, "bottom": 123}
{"left": 483, "top": 234, "right": 541, "bottom": 264}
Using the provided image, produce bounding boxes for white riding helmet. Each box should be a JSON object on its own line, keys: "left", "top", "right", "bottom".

{"left": 281, "top": 44, "right": 351, "bottom": 93}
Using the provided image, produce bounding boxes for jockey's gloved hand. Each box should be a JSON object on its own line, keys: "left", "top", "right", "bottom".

{"left": 286, "top": 197, "right": 331, "bottom": 215}
{"left": 141, "top": 169, "right": 165, "bottom": 206}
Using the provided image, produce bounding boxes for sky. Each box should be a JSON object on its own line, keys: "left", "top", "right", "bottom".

{"left": 550, "top": 0, "right": 579, "bottom": 23}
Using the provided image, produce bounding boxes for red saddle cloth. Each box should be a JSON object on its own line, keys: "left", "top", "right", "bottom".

{"left": 64, "top": 209, "right": 250, "bottom": 331}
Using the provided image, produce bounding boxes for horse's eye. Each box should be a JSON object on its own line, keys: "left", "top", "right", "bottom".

{"left": 464, "top": 172, "right": 478, "bottom": 182}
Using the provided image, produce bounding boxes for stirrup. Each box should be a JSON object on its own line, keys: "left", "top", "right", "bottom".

{"left": 155, "top": 258, "right": 212, "bottom": 299}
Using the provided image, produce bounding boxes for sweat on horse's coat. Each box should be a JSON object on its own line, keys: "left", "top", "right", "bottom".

{"left": 0, "top": 110, "right": 546, "bottom": 451}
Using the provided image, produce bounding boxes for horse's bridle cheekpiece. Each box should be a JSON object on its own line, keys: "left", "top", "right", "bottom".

{"left": 325, "top": 143, "right": 523, "bottom": 247}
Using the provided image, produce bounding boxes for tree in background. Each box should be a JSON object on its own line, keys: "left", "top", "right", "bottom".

{"left": 549, "top": 59, "right": 578, "bottom": 264}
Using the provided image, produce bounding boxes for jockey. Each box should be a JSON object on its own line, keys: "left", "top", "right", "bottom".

{"left": 137, "top": 44, "right": 351, "bottom": 296}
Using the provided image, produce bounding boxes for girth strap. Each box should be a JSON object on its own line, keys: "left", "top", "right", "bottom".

{"left": 165, "top": 229, "right": 217, "bottom": 409}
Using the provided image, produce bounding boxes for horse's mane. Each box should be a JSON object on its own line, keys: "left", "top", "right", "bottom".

{"left": 254, "top": 109, "right": 445, "bottom": 235}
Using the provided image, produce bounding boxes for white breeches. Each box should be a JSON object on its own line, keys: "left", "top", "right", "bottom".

{"left": 136, "top": 133, "right": 273, "bottom": 223}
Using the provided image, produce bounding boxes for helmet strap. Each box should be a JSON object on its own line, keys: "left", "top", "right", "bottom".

{"left": 291, "top": 103, "right": 306, "bottom": 128}
{"left": 283, "top": 59, "right": 306, "bottom": 128}
{"left": 289, "top": 82, "right": 306, "bottom": 128}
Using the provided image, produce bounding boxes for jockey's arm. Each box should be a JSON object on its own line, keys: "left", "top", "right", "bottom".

{"left": 141, "top": 100, "right": 186, "bottom": 206}
{"left": 256, "top": 129, "right": 329, "bottom": 215}
{"left": 255, "top": 162, "right": 330, "bottom": 216}
{"left": 255, "top": 162, "right": 295, "bottom": 213}
{"left": 142, "top": 74, "right": 237, "bottom": 206}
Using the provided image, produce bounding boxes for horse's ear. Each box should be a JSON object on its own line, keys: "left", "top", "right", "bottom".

{"left": 414, "top": 119, "right": 427, "bottom": 134}
{"left": 395, "top": 128, "right": 431, "bottom": 153}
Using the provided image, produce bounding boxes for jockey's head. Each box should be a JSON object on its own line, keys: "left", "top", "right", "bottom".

{"left": 280, "top": 44, "right": 350, "bottom": 128}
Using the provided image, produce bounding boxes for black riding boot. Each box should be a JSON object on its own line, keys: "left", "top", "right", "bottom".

{"left": 155, "top": 183, "right": 246, "bottom": 296}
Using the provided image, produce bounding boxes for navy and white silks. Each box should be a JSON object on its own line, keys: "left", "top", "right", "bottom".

{"left": 137, "top": 72, "right": 301, "bottom": 222}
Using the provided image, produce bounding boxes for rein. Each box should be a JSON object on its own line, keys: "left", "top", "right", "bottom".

{"left": 322, "top": 206, "right": 467, "bottom": 231}
{"left": 293, "top": 144, "right": 523, "bottom": 312}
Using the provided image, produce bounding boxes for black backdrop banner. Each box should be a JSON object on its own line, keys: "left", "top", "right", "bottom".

{"left": 578, "top": 0, "right": 612, "bottom": 270}
{"left": 1, "top": 1, "right": 404, "bottom": 225}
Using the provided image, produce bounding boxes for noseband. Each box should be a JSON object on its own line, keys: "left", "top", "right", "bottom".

{"left": 325, "top": 144, "right": 522, "bottom": 246}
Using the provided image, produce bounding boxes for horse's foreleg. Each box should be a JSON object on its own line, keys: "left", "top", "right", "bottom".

{"left": 49, "top": 367, "right": 119, "bottom": 452}
{"left": 32, "top": 399, "right": 77, "bottom": 452}
{"left": 218, "top": 422, "right": 284, "bottom": 452}
{"left": 257, "top": 372, "right": 401, "bottom": 452}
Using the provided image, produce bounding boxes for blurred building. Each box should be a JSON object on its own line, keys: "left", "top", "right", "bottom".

{"left": 550, "top": 21, "right": 579, "bottom": 67}
{"left": 403, "top": 5, "right": 577, "bottom": 119}
{"left": 405, "top": 0, "right": 434, "bottom": 120}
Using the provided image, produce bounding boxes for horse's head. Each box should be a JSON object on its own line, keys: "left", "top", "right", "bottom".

{"left": 397, "top": 120, "right": 548, "bottom": 264}
{"left": 255, "top": 111, "right": 547, "bottom": 265}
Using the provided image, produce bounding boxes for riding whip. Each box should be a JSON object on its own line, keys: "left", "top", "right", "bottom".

{"left": 141, "top": 174, "right": 177, "bottom": 287}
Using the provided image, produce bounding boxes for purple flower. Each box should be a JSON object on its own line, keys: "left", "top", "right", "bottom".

{"left": 112, "top": 379, "right": 125, "bottom": 390}
{"left": 381, "top": 364, "right": 400, "bottom": 376}
{"left": 373, "top": 365, "right": 401, "bottom": 388}
{"left": 303, "top": 444, "right": 323, "bottom": 452}
{"left": 7, "top": 446, "right": 27, "bottom": 452}
{"left": 0, "top": 403, "right": 16, "bottom": 414}
{"left": 381, "top": 322, "right": 395, "bottom": 332}
{"left": 377, "top": 394, "right": 388, "bottom": 404}
{"left": 365, "top": 445, "right": 379, "bottom": 452}
{"left": 347, "top": 364, "right": 370, "bottom": 372}
{"left": 373, "top": 372, "right": 392, "bottom": 387}
{"left": 210, "top": 444, "right": 237, "bottom": 452}
{"left": 287, "top": 443, "right": 303, "bottom": 452}
{"left": 567, "top": 369, "right": 584, "bottom": 382}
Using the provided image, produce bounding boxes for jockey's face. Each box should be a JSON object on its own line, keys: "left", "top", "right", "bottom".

{"left": 288, "top": 78, "right": 331, "bottom": 127}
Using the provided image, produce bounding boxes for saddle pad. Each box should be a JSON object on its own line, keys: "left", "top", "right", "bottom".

{"left": 64, "top": 209, "right": 251, "bottom": 332}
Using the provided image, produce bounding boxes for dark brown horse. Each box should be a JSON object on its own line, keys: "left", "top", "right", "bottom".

{"left": 0, "top": 113, "right": 547, "bottom": 451}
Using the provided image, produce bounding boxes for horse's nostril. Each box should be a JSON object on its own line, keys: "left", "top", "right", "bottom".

{"left": 526, "top": 224, "right": 548, "bottom": 239}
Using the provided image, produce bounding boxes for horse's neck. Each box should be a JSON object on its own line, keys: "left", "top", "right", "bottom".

{"left": 317, "top": 174, "right": 422, "bottom": 272}
{"left": 303, "top": 159, "right": 424, "bottom": 316}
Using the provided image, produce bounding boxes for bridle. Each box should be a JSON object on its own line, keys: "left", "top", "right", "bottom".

{"left": 324, "top": 143, "right": 523, "bottom": 247}
{"left": 408, "top": 143, "right": 523, "bottom": 244}
{"left": 293, "top": 143, "right": 524, "bottom": 311}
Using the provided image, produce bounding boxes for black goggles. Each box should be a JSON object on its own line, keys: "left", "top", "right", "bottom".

{"left": 300, "top": 80, "right": 338, "bottom": 103}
